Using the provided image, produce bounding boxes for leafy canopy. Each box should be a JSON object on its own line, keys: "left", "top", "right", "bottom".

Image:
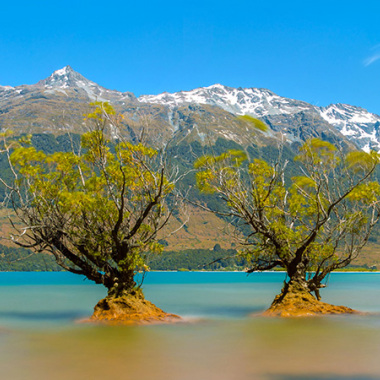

{"left": 195, "top": 138, "right": 380, "bottom": 295}
{"left": 3, "top": 102, "right": 176, "bottom": 290}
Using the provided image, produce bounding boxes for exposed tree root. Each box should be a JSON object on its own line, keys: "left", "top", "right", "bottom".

{"left": 89, "top": 289, "right": 181, "bottom": 325}
{"left": 263, "top": 282, "right": 359, "bottom": 317}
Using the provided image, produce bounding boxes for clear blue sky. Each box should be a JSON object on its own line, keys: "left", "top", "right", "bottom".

{"left": 1, "top": 0, "right": 380, "bottom": 113}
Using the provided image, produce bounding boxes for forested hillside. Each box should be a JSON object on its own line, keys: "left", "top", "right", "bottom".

{"left": 1, "top": 131, "right": 380, "bottom": 272}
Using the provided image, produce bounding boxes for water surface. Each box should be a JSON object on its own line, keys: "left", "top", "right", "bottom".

{"left": 0, "top": 272, "right": 380, "bottom": 379}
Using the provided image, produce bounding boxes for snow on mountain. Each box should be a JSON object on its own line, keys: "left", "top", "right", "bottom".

{"left": 39, "top": 66, "right": 79, "bottom": 89}
{"left": 138, "top": 84, "right": 312, "bottom": 117}
{"left": 1, "top": 66, "right": 379, "bottom": 151}
{"left": 0, "top": 66, "right": 137, "bottom": 135}
{"left": 318, "top": 104, "right": 380, "bottom": 152}
{"left": 36, "top": 66, "right": 136, "bottom": 103}
{"left": 0, "top": 85, "right": 14, "bottom": 92}
{"left": 139, "top": 85, "right": 380, "bottom": 151}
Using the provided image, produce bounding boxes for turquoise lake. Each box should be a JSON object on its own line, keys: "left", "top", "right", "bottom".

{"left": 1, "top": 271, "right": 380, "bottom": 379}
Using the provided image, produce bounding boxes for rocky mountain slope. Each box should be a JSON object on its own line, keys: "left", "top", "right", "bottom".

{"left": 139, "top": 84, "right": 380, "bottom": 152}
{"left": 2, "top": 67, "right": 380, "bottom": 260}
{"left": 0, "top": 66, "right": 137, "bottom": 135}
{"left": 0, "top": 66, "right": 379, "bottom": 152}
{"left": 319, "top": 103, "right": 380, "bottom": 152}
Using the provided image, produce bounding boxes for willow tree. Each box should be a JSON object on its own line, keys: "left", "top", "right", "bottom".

{"left": 195, "top": 139, "right": 380, "bottom": 316}
{"left": 1, "top": 102, "right": 180, "bottom": 323}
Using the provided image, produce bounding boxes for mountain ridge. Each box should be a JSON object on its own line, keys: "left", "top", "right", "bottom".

{"left": 138, "top": 83, "right": 380, "bottom": 152}
{"left": 0, "top": 65, "right": 378, "bottom": 151}
{"left": 2, "top": 67, "right": 380, "bottom": 259}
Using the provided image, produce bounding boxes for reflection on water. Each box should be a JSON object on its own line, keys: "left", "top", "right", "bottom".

{"left": 0, "top": 272, "right": 380, "bottom": 379}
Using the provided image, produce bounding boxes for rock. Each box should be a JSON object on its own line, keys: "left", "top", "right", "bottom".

{"left": 88, "top": 289, "right": 181, "bottom": 325}
{"left": 262, "top": 283, "right": 360, "bottom": 317}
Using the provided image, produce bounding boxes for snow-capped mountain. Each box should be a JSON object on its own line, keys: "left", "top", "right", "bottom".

{"left": 0, "top": 85, "right": 13, "bottom": 92}
{"left": 0, "top": 66, "right": 379, "bottom": 151}
{"left": 319, "top": 104, "right": 380, "bottom": 152}
{"left": 0, "top": 66, "right": 138, "bottom": 134}
{"left": 0, "top": 66, "right": 135, "bottom": 107}
{"left": 38, "top": 66, "right": 89, "bottom": 89}
{"left": 138, "top": 85, "right": 380, "bottom": 151}
{"left": 138, "top": 84, "right": 314, "bottom": 117}
{"left": 138, "top": 84, "right": 346, "bottom": 147}
{"left": 35, "top": 65, "right": 136, "bottom": 103}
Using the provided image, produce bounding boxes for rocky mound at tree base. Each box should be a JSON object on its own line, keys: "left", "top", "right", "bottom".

{"left": 262, "top": 285, "right": 360, "bottom": 317}
{"left": 88, "top": 290, "right": 181, "bottom": 325}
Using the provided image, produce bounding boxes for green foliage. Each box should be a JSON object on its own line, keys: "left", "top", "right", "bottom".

{"left": 195, "top": 149, "right": 248, "bottom": 194}
{"left": 85, "top": 101, "right": 116, "bottom": 120}
{"left": 237, "top": 115, "right": 268, "bottom": 132}
{"left": 347, "top": 182, "right": 380, "bottom": 203}
{"left": 0, "top": 133, "right": 81, "bottom": 202}
{"left": 195, "top": 137, "right": 380, "bottom": 294}
{"left": 3, "top": 102, "right": 176, "bottom": 291}
{"left": 0, "top": 244, "right": 62, "bottom": 271}
{"left": 346, "top": 150, "right": 380, "bottom": 173}
{"left": 295, "top": 138, "right": 339, "bottom": 167}
{"left": 148, "top": 248, "right": 245, "bottom": 271}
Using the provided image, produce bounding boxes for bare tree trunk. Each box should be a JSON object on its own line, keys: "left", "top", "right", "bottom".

{"left": 105, "top": 270, "right": 137, "bottom": 298}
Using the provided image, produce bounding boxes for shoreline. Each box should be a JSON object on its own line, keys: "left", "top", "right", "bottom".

{"left": 1, "top": 270, "right": 380, "bottom": 274}
{"left": 149, "top": 270, "right": 380, "bottom": 274}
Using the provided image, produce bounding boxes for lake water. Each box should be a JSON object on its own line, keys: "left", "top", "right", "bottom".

{"left": 1, "top": 272, "right": 380, "bottom": 379}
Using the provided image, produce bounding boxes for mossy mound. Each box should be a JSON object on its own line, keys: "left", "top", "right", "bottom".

{"left": 89, "top": 290, "right": 181, "bottom": 325}
{"left": 263, "top": 283, "right": 359, "bottom": 317}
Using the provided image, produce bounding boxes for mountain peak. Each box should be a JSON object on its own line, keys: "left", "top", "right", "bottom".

{"left": 37, "top": 66, "right": 93, "bottom": 89}
{"left": 52, "top": 65, "right": 74, "bottom": 77}
{"left": 32, "top": 66, "right": 137, "bottom": 103}
{"left": 138, "top": 84, "right": 311, "bottom": 117}
{"left": 204, "top": 83, "right": 226, "bottom": 90}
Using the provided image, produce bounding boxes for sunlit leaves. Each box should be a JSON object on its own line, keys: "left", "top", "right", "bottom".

{"left": 237, "top": 115, "right": 268, "bottom": 132}
{"left": 292, "top": 176, "right": 316, "bottom": 189}
{"left": 195, "top": 149, "right": 247, "bottom": 194}
{"left": 195, "top": 169, "right": 216, "bottom": 194}
{"left": 195, "top": 136, "right": 380, "bottom": 280}
{"left": 296, "top": 138, "right": 339, "bottom": 168}
{"left": 348, "top": 182, "right": 380, "bottom": 203}
{"left": 84, "top": 101, "right": 116, "bottom": 121}
{"left": 8, "top": 102, "right": 174, "bottom": 279}
{"left": 248, "top": 159, "right": 273, "bottom": 181}
{"left": 346, "top": 150, "right": 380, "bottom": 173}
{"left": 194, "top": 149, "right": 247, "bottom": 169}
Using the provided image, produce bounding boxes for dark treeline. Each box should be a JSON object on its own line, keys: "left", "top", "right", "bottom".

{"left": 0, "top": 244, "right": 62, "bottom": 271}
{"left": 148, "top": 246, "right": 247, "bottom": 271}
{"left": 0, "top": 243, "right": 375, "bottom": 272}
{"left": 0, "top": 243, "right": 245, "bottom": 271}
{"left": 0, "top": 132, "right": 380, "bottom": 272}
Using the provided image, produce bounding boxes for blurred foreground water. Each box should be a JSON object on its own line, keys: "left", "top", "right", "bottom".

{"left": 0, "top": 272, "right": 380, "bottom": 379}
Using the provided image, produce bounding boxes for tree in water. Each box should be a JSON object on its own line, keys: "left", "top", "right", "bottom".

{"left": 1, "top": 102, "right": 181, "bottom": 324}
{"left": 195, "top": 139, "right": 380, "bottom": 316}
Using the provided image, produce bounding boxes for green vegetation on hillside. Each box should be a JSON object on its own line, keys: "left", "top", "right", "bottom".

{"left": 0, "top": 244, "right": 62, "bottom": 271}
{"left": 195, "top": 138, "right": 380, "bottom": 316}
{"left": 1, "top": 129, "right": 380, "bottom": 273}
{"left": 149, "top": 247, "right": 245, "bottom": 271}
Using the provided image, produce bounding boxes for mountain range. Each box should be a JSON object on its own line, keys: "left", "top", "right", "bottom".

{"left": 2, "top": 66, "right": 380, "bottom": 261}
{"left": 1, "top": 65, "right": 380, "bottom": 152}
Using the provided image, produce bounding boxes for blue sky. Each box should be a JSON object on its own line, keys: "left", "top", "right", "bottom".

{"left": 1, "top": 0, "right": 380, "bottom": 113}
